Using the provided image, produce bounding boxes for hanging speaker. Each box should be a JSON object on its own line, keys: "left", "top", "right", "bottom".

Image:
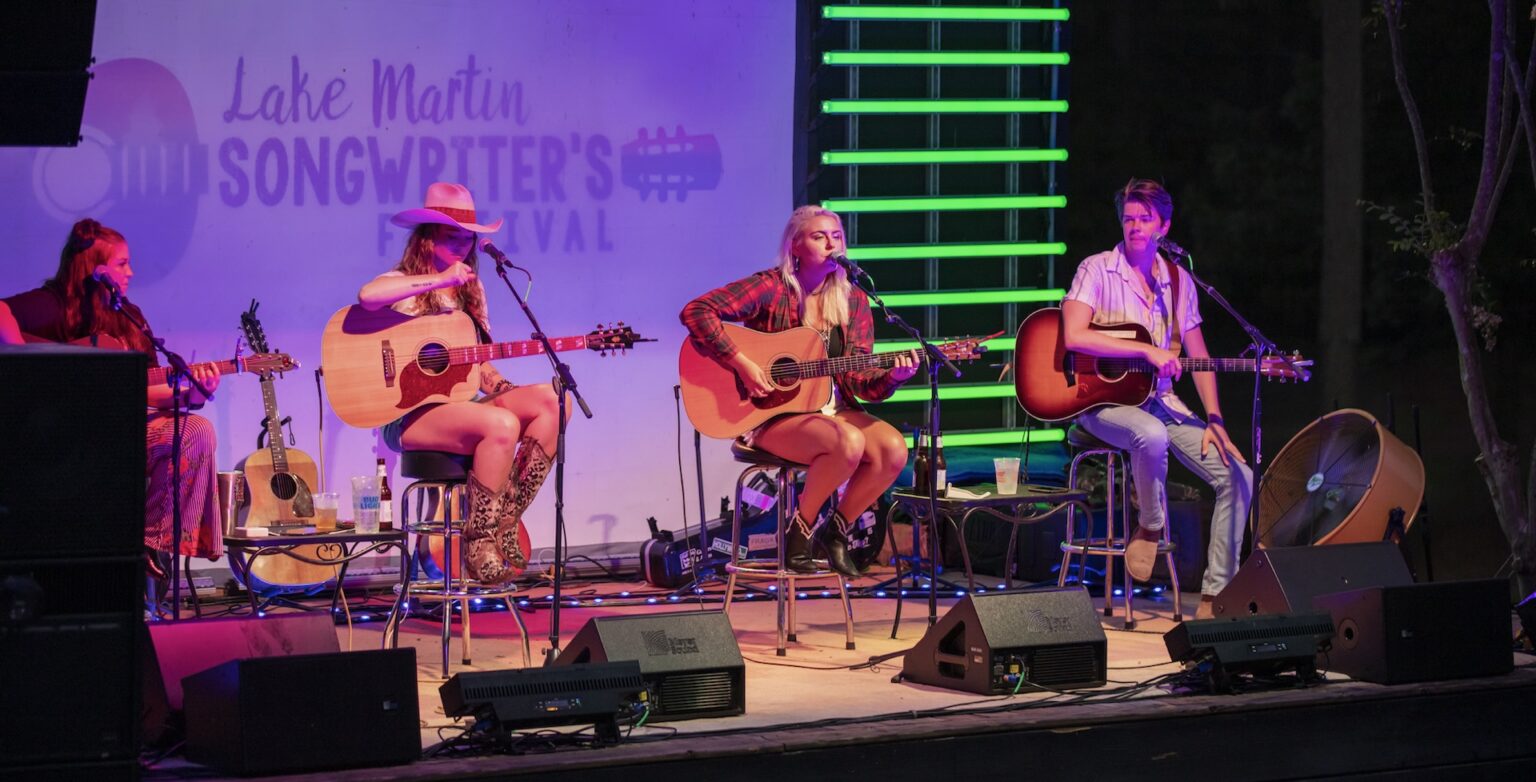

{"left": 556, "top": 610, "right": 745, "bottom": 721}
{"left": 1212, "top": 542, "right": 1413, "bottom": 618}
{"left": 1257, "top": 409, "right": 1424, "bottom": 547}
{"left": 901, "top": 587, "right": 1106, "bottom": 694}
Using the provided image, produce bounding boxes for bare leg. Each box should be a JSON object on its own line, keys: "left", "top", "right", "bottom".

{"left": 486, "top": 383, "right": 568, "bottom": 457}
{"left": 833, "top": 410, "right": 909, "bottom": 516}
{"left": 751, "top": 413, "right": 865, "bottom": 521}
{"left": 399, "top": 401, "right": 520, "bottom": 489}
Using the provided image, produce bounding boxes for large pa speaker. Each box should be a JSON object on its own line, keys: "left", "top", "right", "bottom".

{"left": 0, "top": 2, "right": 97, "bottom": 147}
{"left": 1212, "top": 542, "right": 1413, "bottom": 618}
{"left": 1314, "top": 579, "right": 1513, "bottom": 684}
{"left": 183, "top": 648, "right": 419, "bottom": 776}
{"left": 902, "top": 587, "right": 1107, "bottom": 694}
{"left": 141, "top": 613, "right": 340, "bottom": 744}
{"left": 556, "top": 610, "right": 745, "bottom": 721}
{"left": 0, "top": 344, "right": 146, "bottom": 560}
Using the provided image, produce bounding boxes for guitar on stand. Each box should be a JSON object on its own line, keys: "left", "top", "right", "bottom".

{"left": 1013, "top": 307, "right": 1311, "bottom": 421}
{"left": 235, "top": 301, "right": 333, "bottom": 590}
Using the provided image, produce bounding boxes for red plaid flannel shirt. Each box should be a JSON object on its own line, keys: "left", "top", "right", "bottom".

{"left": 679, "top": 269, "right": 903, "bottom": 406}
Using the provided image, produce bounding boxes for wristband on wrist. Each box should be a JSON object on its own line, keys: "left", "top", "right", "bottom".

{"left": 1207, "top": 414, "right": 1225, "bottom": 427}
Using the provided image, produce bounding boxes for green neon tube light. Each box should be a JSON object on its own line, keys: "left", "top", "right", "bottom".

{"left": 880, "top": 289, "right": 1064, "bottom": 307}
{"left": 899, "top": 428, "right": 1067, "bottom": 448}
{"left": 879, "top": 383, "right": 1016, "bottom": 404}
{"left": 847, "top": 242, "right": 1066, "bottom": 261}
{"left": 822, "top": 195, "right": 1065, "bottom": 213}
{"left": 823, "top": 99, "right": 1068, "bottom": 114}
{"left": 822, "top": 148, "right": 1068, "bottom": 165}
{"left": 823, "top": 6, "right": 1070, "bottom": 22}
{"left": 877, "top": 337, "right": 1018, "bottom": 354}
{"left": 823, "top": 51, "right": 1070, "bottom": 67}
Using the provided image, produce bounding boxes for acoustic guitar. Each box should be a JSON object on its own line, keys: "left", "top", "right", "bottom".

{"left": 678, "top": 323, "right": 991, "bottom": 439}
{"left": 320, "top": 305, "right": 641, "bottom": 429}
{"left": 235, "top": 302, "right": 332, "bottom": 589}
{"left": 1012, "top": 307, "right": 1311, "bottom": 422}
{"left": 22, "top": 333, "right": 296, "bottom": 389}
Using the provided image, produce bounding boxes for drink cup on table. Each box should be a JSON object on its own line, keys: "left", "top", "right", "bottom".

{"left": 314, "top": 492, "right": 340, "bottom": 530}
{"left": 994, "top": 457, "right": 1021, "bottom": 495}
{"left": 350, "top": 475, "right": 381, "bottom": 533}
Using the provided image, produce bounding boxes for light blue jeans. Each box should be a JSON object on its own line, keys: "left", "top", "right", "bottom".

{"left": 1079, "top": 402, "right": 1253, "bottom": 596}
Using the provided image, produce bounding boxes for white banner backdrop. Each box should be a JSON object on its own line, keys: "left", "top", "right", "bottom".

{"left": 0, "top": 0, "right": 796, "bottom": 553}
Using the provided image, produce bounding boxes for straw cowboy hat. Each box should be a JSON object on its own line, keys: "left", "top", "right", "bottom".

{"left": 390, "top": 182, "right": 503, "bottom": 233}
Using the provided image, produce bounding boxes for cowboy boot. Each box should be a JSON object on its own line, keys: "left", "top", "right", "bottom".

{"left": 816, "top": 509, "right": 863, "bottom": 578}
{"left": 493, "top": 437, "right": 551, "bottom": 567}
{"left": 463, "top": 470, "right": 515, "bottom": 585}
{"left": 783, "top": 508, "right": 818, "bottom": 574}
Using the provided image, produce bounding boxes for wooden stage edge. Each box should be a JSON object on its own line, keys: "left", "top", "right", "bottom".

{"left": 144, "top": 582, "right": 1536, "bottom": 782}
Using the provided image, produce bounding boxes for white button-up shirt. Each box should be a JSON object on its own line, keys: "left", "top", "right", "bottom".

{"left": 1063, "top": 244, "right": 1202, "bottom": 421}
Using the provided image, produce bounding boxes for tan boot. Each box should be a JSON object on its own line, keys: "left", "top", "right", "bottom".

{"left": 463, "top": 470, "right": 517, "bottom": 585}
{"left": 1124, "top": 525, "right": 1161, "bottom": 583}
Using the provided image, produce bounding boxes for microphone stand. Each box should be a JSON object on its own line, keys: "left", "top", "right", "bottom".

{"left": 490, "top": 260, "right": 593, "bottom": 664}
{"left": 105, "top": 285, "right": 212, "bottom": 622}
{"left": 1171, "top": 254, "right": 1309, "bottom": 551}
{"left": 841, "top": 260, "right": 961, "bottom": 629}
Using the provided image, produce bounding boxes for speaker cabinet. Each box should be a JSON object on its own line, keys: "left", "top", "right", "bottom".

{"left": 183, "top": 648, "right": 419, "bottom": 775}
{"left": 902, "top": 587, "right": 1107, "bottom": 694}
{"left": 557, "top": 611, "right": 745, "bottom": 721}
{"left": 1212, "top": 542, "right": 1413, "bottom": 618}
{"left": 0, "top": 616, "right": 139, "bottom": 769}
{"left": 0, "top": 2, "right": 97, "bottom": 146}
{"left": 1314, "top": 579, "right": 1513, "bottom": 684}
{"left": 0, "top": 344, "right": 146, "bottom": 560}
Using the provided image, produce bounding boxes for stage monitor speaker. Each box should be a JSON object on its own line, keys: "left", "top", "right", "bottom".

{"left": 183, "top": 648, "right": 419, "bottom": 776}
{"left": 0, "top": 2, "right": 97, "bottom": 147}
{"left": 1212, "top": 542, "right": 1413, "bottom": 618}
{"left": 0, "top": 614, "right": 139, "bottom": 771}
{"left": 902, "top": 587, "right": 1106, "bottom": 694}
{"left": 141, "top": 613, "right": 340, "bottom": 743}
{"left": 1314, "top": 579, "right": 1513, "bottom": 684}
{"left": 441, "top": 661, "right": 647, "bottom": 743}
{"left": 1164, "top": 613, "right": 1335, "bottom": 693}
{"left": 0, "top": 344, "right": 146, "bottom": 560}
{"left": 556, "top": 610, "right": 745, "bottom": 720}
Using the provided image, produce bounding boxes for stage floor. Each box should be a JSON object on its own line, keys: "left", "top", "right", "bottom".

{"left": 148, "top": 570, "right": 1536, "bottom": 781}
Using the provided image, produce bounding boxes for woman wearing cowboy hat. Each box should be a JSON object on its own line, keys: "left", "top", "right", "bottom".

{"left": 359, "top": 182, "right": 564, "bottom": 585}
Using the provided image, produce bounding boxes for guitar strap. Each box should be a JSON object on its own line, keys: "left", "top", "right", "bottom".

{"left": 1163, "top": 257, "right": 1183, "bottom": 356}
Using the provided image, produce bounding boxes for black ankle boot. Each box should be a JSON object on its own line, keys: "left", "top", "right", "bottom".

{"left": 817, "top": 510, "right": 863, "bottom": 579}
{"left": 783, "top": 510, "right": 818, "bottom": 574}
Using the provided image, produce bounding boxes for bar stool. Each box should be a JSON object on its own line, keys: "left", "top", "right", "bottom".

{"left": 720, "top": 442, "right": 855, "bottom": 656}
{"left": 382, "top": 450, "right": 531, "bottom": 678}
{"left": 1058, "top": 425, "right": 1182, "bottom": 628}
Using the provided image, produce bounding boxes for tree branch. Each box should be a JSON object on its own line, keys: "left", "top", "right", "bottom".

{"left": 1501, "top": 24, "right": 1536, "bottom": 189}
{"left": 1462, "top": 0, "right": 1507, "bottom": 256}
{"left": 1381, "top": 0, "right": 1440, "bottom": 220}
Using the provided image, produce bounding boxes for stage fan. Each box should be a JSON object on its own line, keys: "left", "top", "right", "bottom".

{"left": 1257, "top": 409, "right": 1425, "bottom": 548}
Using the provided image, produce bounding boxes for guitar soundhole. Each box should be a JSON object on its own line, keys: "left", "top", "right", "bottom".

{"left": 418, "top": 342, "right": 450, "bottom": 375}
{"left": 270, "top": 473, "right": 298, "bottom": 501}
{"left": 1094, "top": 357, "right": 1127, "bottom": 383}
{"left": 768, "top": 357, "right": 799, "bottom": 390}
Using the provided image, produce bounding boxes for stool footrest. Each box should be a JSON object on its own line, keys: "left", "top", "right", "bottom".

{"left": 725, "top": 561, "right": 845, "bottom": 581}
{"left": 395, "top": 581, "right": 521, "bottom": 600}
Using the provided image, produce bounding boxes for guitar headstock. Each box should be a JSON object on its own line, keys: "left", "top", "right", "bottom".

{"left": 585, "top": 323, "right": 646, "bottom": 355}
{"left": 246, "top": 352, "right": 298, "bottom": 374}
{"left": 937, "top": 330, "right": 1003, "bottom": 361}
{"left": 1259, "top": 351, "right": 1313, "bottom": 383}
{"left": 239, "top": 300, "right": 271, "bottom": 354}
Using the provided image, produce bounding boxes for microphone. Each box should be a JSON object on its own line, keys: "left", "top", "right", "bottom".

{"left": 1157, "top": 236, "right": 1191, "bottom": 260}
{"left": 830, "top": 252, "right": 863, "bottom": 278}
{"left": 92, "top": 265, "right": 125, "bottom": 310}
{"left": 479, "top": 238, "right": 532, "bottom": 279}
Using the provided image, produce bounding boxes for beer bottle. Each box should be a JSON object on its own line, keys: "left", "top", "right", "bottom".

{"left": 912, "top": 429, "right": 930, "bottom": 493}
{"left": 376, "top": 457, "right": 393, "bottom": 527}
{"left": 933, "top": 433, "right": 948, "bottom": 498}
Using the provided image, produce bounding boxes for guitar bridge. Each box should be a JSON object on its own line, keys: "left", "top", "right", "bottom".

{"left": 381, "top": 340, "right": 396, "bottom": 388}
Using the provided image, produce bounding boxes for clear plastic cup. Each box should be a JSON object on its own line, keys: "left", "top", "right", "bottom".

{"left": 994, "top": 457, "right": 1021, "bottom": 495}
{"left": 314, "top": 491, "right": 340, "bottom": 530}
{"left": 350, "top": 475, "right": 381, "bottom": 533}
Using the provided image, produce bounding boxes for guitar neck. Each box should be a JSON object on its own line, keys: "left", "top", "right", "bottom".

{"left": 258, "top": 376, "right": 291, "bottom": 472}
{"left": 146, "top": 357, "right": 242, "bottom": 388}
{"left": 450, "top": 335, "right": 591, "bottom": 365}
{"left": 1070, "top": 355, "right": 1262, "bottom": 374}
{"left": 774, "top": 350, "right": 919, "bottom": 382}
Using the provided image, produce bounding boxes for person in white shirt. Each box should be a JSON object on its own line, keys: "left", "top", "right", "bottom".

{"left": 1061, "top": 178, "right": 1252, "bottom": 619}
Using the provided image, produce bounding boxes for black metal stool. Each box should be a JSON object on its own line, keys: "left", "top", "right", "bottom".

{"left": 1058, "top": 424, "right": 1182, "bottom": 628}
{"left": 383, "top": 450, "right": 531, "bottom": 677}
{"left": 720, "top": 441, "right": 855, "bottom": 656}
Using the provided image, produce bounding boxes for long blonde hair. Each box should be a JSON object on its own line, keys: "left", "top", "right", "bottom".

{"left": 394, "top": 224, "right": 489, "bottom": 333}
{"left": 776, "top": 205, "right": 850, "bottom": 330}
